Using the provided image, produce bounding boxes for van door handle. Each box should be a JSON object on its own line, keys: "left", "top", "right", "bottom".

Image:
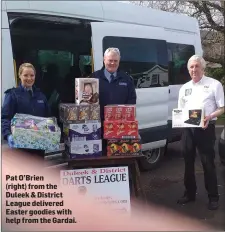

{"left": 169, "top": 89, "right": 170, "bottom": 93}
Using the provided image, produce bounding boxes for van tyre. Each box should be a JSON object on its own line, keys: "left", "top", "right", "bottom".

{"left": 139, "top": 147, "right": 164, "bottom": 171}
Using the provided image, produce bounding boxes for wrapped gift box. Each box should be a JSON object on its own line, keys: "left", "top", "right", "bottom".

{"left": 11, "top": 114, "right": 61, "bottom": 150}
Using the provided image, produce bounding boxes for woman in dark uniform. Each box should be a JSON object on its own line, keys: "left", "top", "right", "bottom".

{"left": 1, "top": 63, "right": 51, "bottom": 154}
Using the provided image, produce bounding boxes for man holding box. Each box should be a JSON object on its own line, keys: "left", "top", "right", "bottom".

{"left": 91, "top": 47, "right": 137, "bottom": 153}
{"left": 177, "top": 55, "right": 224, "bottom": 210}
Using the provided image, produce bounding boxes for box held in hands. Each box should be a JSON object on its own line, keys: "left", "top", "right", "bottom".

{"left": 11, "top": 114, "right": 61, "bottom": 150}
{"left": 172, "top": 108, "right": 204, "bottom": 128}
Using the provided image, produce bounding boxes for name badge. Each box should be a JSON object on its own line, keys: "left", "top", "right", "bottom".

{"left": 119, "top": 82, "right": 127, "bottom": 86}
{"left": 185, "top": 88, "right": 192, "bottom": 96}
{"left": 203, "top": 85, "right": 210, "bottom": 92}
{"left": 37, "top": 100, "right": 44, "bottom": 103}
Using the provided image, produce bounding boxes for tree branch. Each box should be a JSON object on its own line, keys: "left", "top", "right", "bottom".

{"left": 188, "top": 1, "right": 225, "bottom": 33}
{"left": 206, "top": 1, "right": 224, "bottom": 13}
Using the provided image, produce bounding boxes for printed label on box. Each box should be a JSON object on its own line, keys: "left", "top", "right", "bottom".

{"left": 66, "top": 140, "right": 102, "bottom": 158}
{"left": 64, "top": 123, "right": 101, "bottom": 142}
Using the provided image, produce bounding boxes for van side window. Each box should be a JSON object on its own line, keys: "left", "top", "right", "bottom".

{"left": 167, "top": 43, "right": 195, "bottom": 85}
{"left": 103, "top": 36, "right": 168, "bottom": 89}
{"left": 9, "top": 13, "right": 93, "bottom": 118}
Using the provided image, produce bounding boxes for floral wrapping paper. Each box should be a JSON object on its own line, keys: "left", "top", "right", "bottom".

{"left": 11, "top": 113, "right": 61, "bottom": 150}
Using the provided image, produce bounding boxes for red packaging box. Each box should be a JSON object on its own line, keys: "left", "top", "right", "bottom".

{"left": 126, "top": 121, "right": 138, "bottom": 137}
{"left": 103, "top": 121, "right": 116, "bottom": 139}
{"left": 122, "top": 105, "right": 136, "bottom": 121}
{"left": 114, "top": 106, "right": 124, "bottom": 120}
{"left": 104, "top": 106, "right": 115, "bottom": 121}
{"left": 104, "top": 105, "right": 136, "bottom": 121}
{"left": 104, "top": 120, "right": 138, "bottom": 139}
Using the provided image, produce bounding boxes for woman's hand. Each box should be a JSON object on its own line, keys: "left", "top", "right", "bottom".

{"left": 7, "top": 134, "right": 14, "bottom": 148}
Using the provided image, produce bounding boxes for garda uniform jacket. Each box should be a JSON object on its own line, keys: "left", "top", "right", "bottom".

{"left": 91, "top": 68, "right": 137, "bottom": 120}
{"left": 1, "top": 84, "right": 51, "bottom": 140}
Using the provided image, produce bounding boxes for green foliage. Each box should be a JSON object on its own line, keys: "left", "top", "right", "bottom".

{"left": 205, "top": 67, "right": 225, "bottom": 82}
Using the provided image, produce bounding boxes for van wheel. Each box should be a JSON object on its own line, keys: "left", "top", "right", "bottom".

{"left": 139, "top": 147, "right": 164, "bottom": 171}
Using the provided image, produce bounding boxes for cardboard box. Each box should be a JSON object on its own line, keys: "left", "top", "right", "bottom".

{"left": 66, "top": 140, "right": 102, "bottom": 159}
{"left": 59, "top": 104, "right": 100, "bottom": 123}
{"left": 107, "top": 139, "right": 142, "bottom": 157}
{"left": 75, "top": 78, "right": 99, "bottom": 105}
{"left": 11, "top": 114, "right": 61, "bottom": 150}
{"left": 90, "top": 105, "right": 101, "bottom": 121}
{"left": 63, "top": 122, "right": 101, "bottom": 143}
{"left": 104, "top": 105, "right": 136, "bottom": 121}
{"left": 172, "top": 108, "right": 204, "bottom": 128}
{"left": 78, "top": 105, "right": 90, "bottom": 121}
{"left": 59, "top": 103, "right": 79, "bottom": 123}
{"left": 104, "top": 120, "right": 138, "bottom": 139}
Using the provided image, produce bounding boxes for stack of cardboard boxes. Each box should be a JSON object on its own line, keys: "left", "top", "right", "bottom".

{"left": 103, "top": 105, "right": 142, "bottom": 157}
{"left": 59, "top": 78, "right": 102, "bottom": 159}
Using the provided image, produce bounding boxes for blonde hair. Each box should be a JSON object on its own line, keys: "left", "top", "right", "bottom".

{"left": 18, "top": 63, "right": 36, "bottom": 77}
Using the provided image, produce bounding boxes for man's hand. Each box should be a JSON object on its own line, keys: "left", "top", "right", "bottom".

{"left": 203, "top": 115, "right": 211, "bottom": 129}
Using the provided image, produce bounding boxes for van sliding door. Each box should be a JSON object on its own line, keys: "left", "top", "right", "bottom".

{"left": 90, "top": 22, "right": 169, "bottom": 150}
{"left": 2, "top": 10, "right": 15, "bottom": 104}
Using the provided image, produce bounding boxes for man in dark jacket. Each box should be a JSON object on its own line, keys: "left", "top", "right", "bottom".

{"left": 91, "top": 47, "right": 137, "bottom": 120}
{"left": 91, "top": 47, "right": 137, "bottom": 154}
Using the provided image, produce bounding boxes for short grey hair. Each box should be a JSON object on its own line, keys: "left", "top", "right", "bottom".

{"left": 104, "top": 47, "right": 120, "bottom": 57}
{"left": 187, "top": 55, "right": 206, "bottom": 70}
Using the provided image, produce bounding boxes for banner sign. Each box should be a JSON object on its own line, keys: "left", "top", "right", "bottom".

{"left": 60, "top": 166, "right": 130, "bottom": 213}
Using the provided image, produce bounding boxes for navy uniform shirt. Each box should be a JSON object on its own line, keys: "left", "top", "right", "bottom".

{"left": 1, "top": 84, "right": 51, "bottom": 140}
{"left": 91, "top": 68, "right": 137, "bottom": 120}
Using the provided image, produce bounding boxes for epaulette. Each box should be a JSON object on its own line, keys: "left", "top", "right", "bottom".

{"left": 125, "top": 72, "right": 134, "bottom": 81}
{"left": 4, "top": 87, "right": 16, "bottom": 94}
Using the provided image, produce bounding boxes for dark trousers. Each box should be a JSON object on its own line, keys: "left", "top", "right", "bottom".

{"left": 181, "top": 124, "right": 219, "bottom": 202}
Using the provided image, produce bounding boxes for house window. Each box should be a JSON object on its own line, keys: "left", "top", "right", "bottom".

{"left": 103, "top": 36, "right": 168, "bottom": 89}
{"left": 151, "top": 74, "right": 159, "bottom": 85}
{"left": 167, "top": 43, "right": 195, "bottom": 85}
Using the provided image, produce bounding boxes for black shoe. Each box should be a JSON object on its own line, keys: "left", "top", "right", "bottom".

{"left": 208, "top": 201, "right": 219, "bottom": 210}
{"left": 177, "top": 195, "right": 195, "bottom": 205}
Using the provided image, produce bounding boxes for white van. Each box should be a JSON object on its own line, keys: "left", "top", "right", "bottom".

{"left": 1, "top": 1, "right": 203, "bottom": 169}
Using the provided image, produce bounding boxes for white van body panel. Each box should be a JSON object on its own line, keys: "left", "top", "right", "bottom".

{"left": 101, "top": 1, "right": 198, "bottom": 33}
{"left": 5, "top": 0, "right": 104, "bottom": 21}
